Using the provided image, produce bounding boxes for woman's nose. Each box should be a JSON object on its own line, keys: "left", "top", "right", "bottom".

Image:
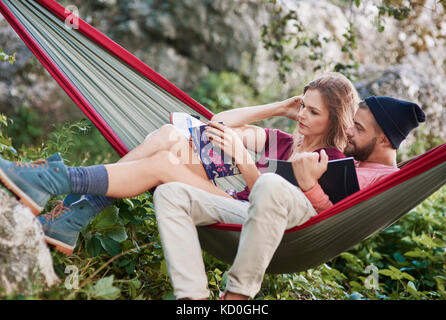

{"left": 346, "top": 126, "right": 354, "bottom": 137}
{"left": 298, "top": 107, "right": 306, "bottom": 119}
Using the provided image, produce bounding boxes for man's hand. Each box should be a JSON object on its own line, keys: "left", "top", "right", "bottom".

{"left": 290, "top": 150, "right": 329, "bottom": 192}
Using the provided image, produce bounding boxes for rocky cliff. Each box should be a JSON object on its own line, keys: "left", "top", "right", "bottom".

{"left": 0, "top": 0, "right": 444, "bottom": 141}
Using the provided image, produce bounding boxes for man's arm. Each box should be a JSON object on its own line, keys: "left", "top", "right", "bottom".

{"left": 303, "top": 183, "right": 333, "bottom": 213}
{"left": 290, "top": 150, "right": 332, "bottom": 213}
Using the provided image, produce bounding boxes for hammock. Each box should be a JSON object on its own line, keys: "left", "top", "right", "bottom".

{"left": 1, "top": 0, "right": 445, "bottom": 274}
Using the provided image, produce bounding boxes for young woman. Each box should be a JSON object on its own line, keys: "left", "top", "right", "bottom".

{"left": 214, "top": 72, "right": 358, "bottom": 201}
{"left": 0, "top": 73, "right": 359, "bottom": 261}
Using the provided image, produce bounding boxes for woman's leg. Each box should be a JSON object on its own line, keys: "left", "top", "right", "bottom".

{"left": 117, "top": 124, "right": 208, "bottom": 181}
{"left": 105, "top": 150, "right": 232, "bottom": 199}
{"left": 119, "top": 124, "right": 185, "bottom": 162}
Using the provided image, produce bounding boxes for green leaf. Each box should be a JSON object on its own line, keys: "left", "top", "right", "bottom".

{"left": 393, "top": 252, "right": 406, "bottom": 263}
{"left": 95, "top": 206, "right": 122, "bottom": 229}
{"left": 122, "top": 198, "right": 134, "bottom": 209}
{"left": 98, "top": 236, "right": 122, "bottom": 256}
{"left": 160, "top": 260, "right": 168, "bottom": 276}
{"left": 162, "top": 290, "right": 176, "bottom": 300}
{"left": 86, "top": 235, "right": 102, "bottom": 257}
{"left": 406, "top": 281, "right": 419, "bottom": 298}
{"left": 90, "top": 276, "right": 121, "bottom": 300}
{"left": 434, "top": 276, "right": 445, "bottom": 291}
{"left": 404, "top": 248, "right": 430, "bottom": 259}
{"left": 105, "top": 227, "right": 128, "bottom": 243}
{"left": 412, "top": 234, "right": 443, "bottom": 248}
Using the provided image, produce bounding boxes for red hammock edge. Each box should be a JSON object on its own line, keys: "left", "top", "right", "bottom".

{"left": 1, "top": 1, "right": 445, "bottom": 234}
{"left": 0, "top": 0, "right": 214, "bottom": 156}
{"left": 0, "top": 0, "right": 128, "bottom": 156}
{"left": 208, "top": 143, "right": 446, "bottom": 233}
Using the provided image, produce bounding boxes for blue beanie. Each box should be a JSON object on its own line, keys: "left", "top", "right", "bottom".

{"left": 364, "top": 96, "right": 426, "bottom": 149}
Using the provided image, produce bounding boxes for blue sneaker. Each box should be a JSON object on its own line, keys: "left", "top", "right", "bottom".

{"left": 37, "top": 197, "right": 98, "bottom": 255}
{"left": 0, "top": 153, "right": 71, "bottom": 215}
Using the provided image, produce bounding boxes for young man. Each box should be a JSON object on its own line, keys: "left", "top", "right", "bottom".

{"left": 0, "top": 96, "right": 425, "bottom": 299}
{"left": 150, "top": 96, "right": 425, "bottom": 300}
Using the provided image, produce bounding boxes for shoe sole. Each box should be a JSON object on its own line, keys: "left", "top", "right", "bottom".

{"left": 44, "top": 235, "right": 75, "bottom": 256}
{"left": 0, "top": 168, "right": 43, "bottom": 216}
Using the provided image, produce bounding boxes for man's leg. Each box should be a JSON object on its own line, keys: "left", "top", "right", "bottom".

{"left": 225, "top": 173, "right": 317, "bottom": 298}
{"left": 153, "top": 182, "right": 249, "bottom": 300}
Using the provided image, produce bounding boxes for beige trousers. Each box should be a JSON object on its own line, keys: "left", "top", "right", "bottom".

{"left": 153, "top": 172, "right": 317, "bottom": 299}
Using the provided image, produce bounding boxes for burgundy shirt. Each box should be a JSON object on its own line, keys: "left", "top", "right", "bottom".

{"left": 233, "top": 128, "right": 345, "bottom": 200}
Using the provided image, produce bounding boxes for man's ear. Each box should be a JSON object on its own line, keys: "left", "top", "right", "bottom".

{"left": 378, "top": 134, "right": 392, "bottom": 148}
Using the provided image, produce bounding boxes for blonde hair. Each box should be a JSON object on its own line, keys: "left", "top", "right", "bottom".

{"left": 290, "top": 72, "right": 359, "bottom": 153}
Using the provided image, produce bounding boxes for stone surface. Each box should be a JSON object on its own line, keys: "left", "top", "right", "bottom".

{"left": 0, "top": 188, "right": 59, "bottom": 296}
{"left": 0, "top": 0, "right": 444, "bottom": 141}
{"left": 355, "top": 63, "right": 446, "bottom": 144}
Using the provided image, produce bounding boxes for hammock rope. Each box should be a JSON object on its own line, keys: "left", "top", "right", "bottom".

{"left": 1, "top": 0, "right": 445, "bottom": 273}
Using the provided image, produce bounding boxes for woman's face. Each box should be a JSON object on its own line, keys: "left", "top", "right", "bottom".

{"left": 297, "top": 89, "right": 330, "bottom": 138}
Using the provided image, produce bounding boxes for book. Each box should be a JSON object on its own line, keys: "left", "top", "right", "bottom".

{"left": 170, "top": 112, "right": 241, "bottom": 182}
{"left": 169, "top": 112, "right": 205, "bottom": 140}
{"left": 189, "top": 124, "right": 241, "bottom": 181}
{"left": 265, "top": 157, "right": 360, "bottom": 204}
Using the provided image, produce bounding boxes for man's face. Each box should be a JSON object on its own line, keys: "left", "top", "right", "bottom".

{"left": 344, "top": 107, "right": 379, "bottom": 162}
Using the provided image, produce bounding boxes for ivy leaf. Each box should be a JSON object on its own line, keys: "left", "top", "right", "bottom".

{"left": 380, "top": 266, "right": 415, "bottom": 281}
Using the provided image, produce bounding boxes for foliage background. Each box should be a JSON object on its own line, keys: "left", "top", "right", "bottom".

{"left": 0, "top": 0, "right": 445, "bottom": 300}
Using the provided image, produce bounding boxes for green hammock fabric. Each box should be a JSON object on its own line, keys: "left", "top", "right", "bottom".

{"left": 3, "top": 0, "right": 248, "bottom": 192}
{"left": 2, "top": 0, "right": 445, "bottom": 276}
{"left": 5, "top": 0, "right": 197, "bottom": 149}
{"left": 198, "top": 161, "right": 446, "bottom": 274}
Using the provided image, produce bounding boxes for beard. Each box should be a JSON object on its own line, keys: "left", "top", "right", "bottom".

{"left": 344, "top": 137, "right": 377, "bottom": 162}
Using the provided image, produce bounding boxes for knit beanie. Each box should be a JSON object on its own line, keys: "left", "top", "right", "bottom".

{"left": 364, "top": 96, "right": 426, "bottom": 149}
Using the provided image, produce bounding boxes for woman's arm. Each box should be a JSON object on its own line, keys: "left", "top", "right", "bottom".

{"left": 234, "top": 148, "right": 261, "bottom": 191}
{"left": 232, "top": 125, "right": 267, "bottom": 153}
{"left": 211, "top": 97, "right": 301, "bottom": 127}
{"left": 211, "top": 96, "right": 302, "bottom": 153}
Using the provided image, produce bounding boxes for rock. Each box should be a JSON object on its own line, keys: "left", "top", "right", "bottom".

{"left": 0, "top": 0, "right": 273, "bottom": 125}
{"left": 0, "top": 188, "right": 59, "bottom": 296}
{"left": 355, "top": 63, "right": 446, "bottom": 153}
{"left": 0, "top": 0, "right": 444, "bottom": 140}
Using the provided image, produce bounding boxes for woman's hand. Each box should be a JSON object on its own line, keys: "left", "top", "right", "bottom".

{"left": 204, "top": 121, "right": 252, "bottom": 165}
{"left": 281, "top": 96, "right": 303, "bottom": 122}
